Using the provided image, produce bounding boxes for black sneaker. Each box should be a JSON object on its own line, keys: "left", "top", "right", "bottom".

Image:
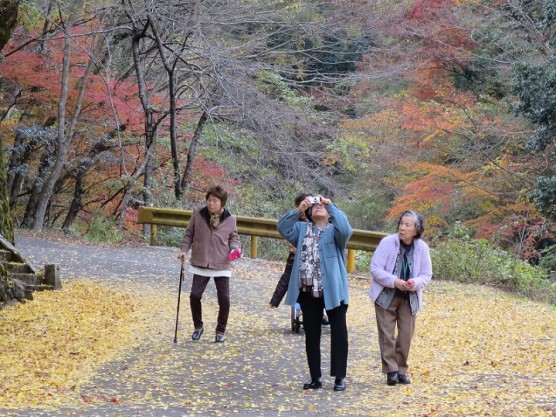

{"left": 386, "top": 371, "right": 399, "bottom": 385}
{"left": 398, "top": 374, "right": 411, "bottom": 384}
{"left": 302, "top": 378, "right": 322, "bottom": 390}
{"left": 191, "top": 328, "right": 204, "bottom": 341}
{"left": 333, "top": 378, "right": 346, "bottom": 391}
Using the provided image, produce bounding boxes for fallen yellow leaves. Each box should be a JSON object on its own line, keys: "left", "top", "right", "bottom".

{"left": 346, "top": 279, "right": 556, "bottom": 417}
{"left": 0, "top": 259, "right": 554, "bottom": 417}
{"left": 0, "top": 278, "right": 170, "bottom": 409}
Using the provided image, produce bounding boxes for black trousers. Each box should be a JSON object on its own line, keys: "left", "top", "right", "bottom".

{"left": 298, "top": 291, "right": 348, "bottom": 380}
{"left": 190, "top": 274, "right": 230, "bottom": 334}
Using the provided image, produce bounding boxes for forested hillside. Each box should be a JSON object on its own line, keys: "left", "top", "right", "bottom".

{"left": 0, "top": 0, "right": 554, "bottom": 278}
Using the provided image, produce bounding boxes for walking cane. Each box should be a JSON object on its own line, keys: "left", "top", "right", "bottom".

{"left": 173, "top": 261, "right": 185, "bottom": 344}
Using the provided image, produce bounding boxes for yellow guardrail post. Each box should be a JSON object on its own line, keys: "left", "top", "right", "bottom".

{"left": 347, "top": 249, "right": 356, "bottom": 273}
{"left": 151, "top": 224, "right": 157, "bottom": 246}
{"left": 251, "top": 236, "right": 258, "bottom": 259}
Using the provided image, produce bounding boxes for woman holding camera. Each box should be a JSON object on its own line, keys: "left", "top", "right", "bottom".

{"left": 277, "top": 195, "right": 352, "bottom": 391}
{"left": 369, "top": 210, "right": 432, "bottom": 385}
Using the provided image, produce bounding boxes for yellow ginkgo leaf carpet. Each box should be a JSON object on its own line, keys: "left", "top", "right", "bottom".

{"left": 0, "top": 259, "right": 554, "bottom": 417}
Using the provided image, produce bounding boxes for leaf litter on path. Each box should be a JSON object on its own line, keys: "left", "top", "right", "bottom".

{"left": 0, "top": 243, "right": 555, "bottom": 417}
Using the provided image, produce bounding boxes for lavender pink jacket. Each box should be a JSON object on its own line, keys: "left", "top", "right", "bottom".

{"left": 368, "top": 233, "right": 433, "bottom": 313}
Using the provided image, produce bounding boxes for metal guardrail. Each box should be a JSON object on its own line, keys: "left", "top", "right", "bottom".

{"left": 137, "top": 206, "right": 388, "bottom": 272}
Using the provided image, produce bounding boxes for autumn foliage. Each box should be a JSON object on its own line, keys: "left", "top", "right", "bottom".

{"left": 0, "top": 0, "right": 554, "bottom": 267}
{"left": 338, "top": 0, "right": 555, "bottom": 265}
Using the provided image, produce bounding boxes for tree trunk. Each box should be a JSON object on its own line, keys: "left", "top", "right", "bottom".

{"left": 31, "top": 1, "right": 87, "bottom": 231}
{"left": 0, "top": 0, "right": 20, "bottom": 52}
{"left": 7, "top": 129, "right": 30, "bottom": 208}
{"left": 180, "top": 111, "right": 208, "bottom": 192}
{"left": 60, "top": 130, "right": 119, "bottom": 231}
{"left": 21, "top": 138, "right": 55, "bottom": 227}
{"left": 0, "top": 134, "right": 14, "bottom": 244}
{"left": 7, "top": 126, "right": 51, "bottom": 209}
{"left": 169, "top": 72, "right": 180, "bottom": 199}
{"left": 0, "top": 0, "right": 20, "bottom": 302}
{"left": 117, "top": 152, "right": 151, "bottom": 232}
{"left": 130, "top": 20, "right": 161, "bottom": 238}
{"left": 151, "top": 20, "right": 187, "bottom": 201}
{"left": 61, "top": 169, "right": 85, "bottom": 231}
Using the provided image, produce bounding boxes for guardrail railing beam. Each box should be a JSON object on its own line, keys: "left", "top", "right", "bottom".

{"left": 137, "top": 206, "right": 387, "bottom": 273}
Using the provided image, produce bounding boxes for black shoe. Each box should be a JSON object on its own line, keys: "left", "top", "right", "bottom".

{"left": 398, "top": 374, "right": 411, "bottom": 384}
{"left": 302, "top": 378, "right": 322, "bottom": 390}
{"left": 333, "top": 378, "right": 346, "bottom": 391}
{"left": 215, "top": 334, "right": 225, "bottom": 343}
{"left": 191, "top": 328, "right": 204, "bottom": 341}
{"left": 386, "top": 371, "right": 399, "bottom": 385}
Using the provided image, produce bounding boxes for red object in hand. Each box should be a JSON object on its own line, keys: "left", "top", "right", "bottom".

{"left": 228, "top": 249, "right": 241, "bottom": 261}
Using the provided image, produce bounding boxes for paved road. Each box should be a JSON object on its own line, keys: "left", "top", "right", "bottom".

{"left": 1, "top": 235, "right": 378, "bottom": 417}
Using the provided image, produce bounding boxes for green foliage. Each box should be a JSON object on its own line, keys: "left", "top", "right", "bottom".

{"left": 84, "top": 216, "right": 122, "bottom": 244}
{"left": 509, "top": 2, "right": 556, "bottom": 220}
{"left": 511, "top": 58, "right": 556, "bottom": 150}
{"left": 197, "top": 123, "right": 297, "bottom": 200}
{"left": 259, "top": 2, "right": 373, "bottom": 87}
{"left": 256, "top": 71, "right": 314, "bottom": 109}
{"left": 248, "top": 237, "right": 289, "bottom": 262}
{"left": 431, "top": 225, "right": 556, "bottom": 304}
{"left": 268, "top": 30, "right": 371, "bottom": 86}
{"left": 354, "top": 250, "right": 371, "bottom": 273}
{"left": 194, "top": 121, "right": 312, "bottom": 220}
{"left": 16, "top": 0, "right": 43, "bottom": 30}
{"left": 539, "top": 244, "right": 556, "bottom": 278}
{"left": 154, "top": 226, "right": 183, "bottom": 248}
{"left": 338, "top": 191, "right": 391, "bottom": 231}
{"left": 450, "top": 62, "right": 508, "bottom": 101}
{"left": 532, "top": 175, "right": 556, "bottom": 220}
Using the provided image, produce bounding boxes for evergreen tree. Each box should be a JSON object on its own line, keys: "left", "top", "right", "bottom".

{"left": 511, "top": 1, "right": 556, "bottom": 220}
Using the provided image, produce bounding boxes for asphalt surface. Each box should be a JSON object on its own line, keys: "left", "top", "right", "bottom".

{"left": 1, "top": 234, "right": 378, "bottom": 417}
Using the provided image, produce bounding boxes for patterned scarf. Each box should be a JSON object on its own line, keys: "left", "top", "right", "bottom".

{"left": 299, "top": 223, "right": 330, "bottom": 298}
{"left": 209, "top": 209, "right": 224, "bottom": 229}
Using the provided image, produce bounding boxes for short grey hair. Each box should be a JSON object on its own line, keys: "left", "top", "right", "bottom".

{"left": 397, "top": 210, "right": 425, "bottom": 239}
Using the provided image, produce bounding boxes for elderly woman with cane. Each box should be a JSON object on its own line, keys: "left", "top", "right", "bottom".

{"left": 369, "top": 210, "right": 432, "bottom": 385}
{"left": 177, "top": 185, "right": 241, "bottom": 343}
{"left": 277, "top": 195, "right": 352, "bottom": 391}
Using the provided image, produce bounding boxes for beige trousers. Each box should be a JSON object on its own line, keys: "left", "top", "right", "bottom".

{"left": 374, "top": 293, "right": 416, "bottom": 374}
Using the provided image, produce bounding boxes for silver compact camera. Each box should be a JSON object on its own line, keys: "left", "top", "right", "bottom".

{"left": 308, "top": 196, "right": 321, "bottom": 204}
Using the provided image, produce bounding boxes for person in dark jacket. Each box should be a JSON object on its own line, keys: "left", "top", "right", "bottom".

{"left": 178, "top": 185, "right": 241, "bottom": 343}
{"left": 269, "top": 193, "right": 309, "bottom": 308}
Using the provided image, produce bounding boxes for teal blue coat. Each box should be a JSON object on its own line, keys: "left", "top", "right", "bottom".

{"left": 277, "top": 204, "right": 352, "bottom": 310}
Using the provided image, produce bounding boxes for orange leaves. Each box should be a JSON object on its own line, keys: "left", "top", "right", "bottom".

{"left": 387, "top": 173, "right": 454, "bottom": 226}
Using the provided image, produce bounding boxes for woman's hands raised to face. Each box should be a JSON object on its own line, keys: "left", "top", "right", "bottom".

{"left": 297, "top": 196, "right": 331, "bottom": 214}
